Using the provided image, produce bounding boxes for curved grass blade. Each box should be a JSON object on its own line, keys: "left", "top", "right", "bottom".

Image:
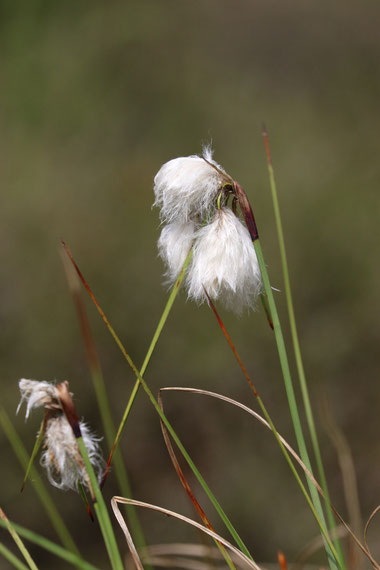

{"left": 112, "top": 496, "right": 262, "bottom": 570}
{"left": 0, "top": 519, "right": 100, "bottom": 570}
{"left": 364, "top": 504, "right": 380, "bottom": 567}
{"left": 61, "top": 240, "right": 254, "bottom": 562}
{"left": 0, "top": 509, "right": 38, "bottom": 570}
{"left": 0, "top": 543, "right": 29, "bottom": 570}
{"left": 0, "top": 408, "right": 80, "bottom": 556}
{"left": 262, "top": 125, "right": 345, "bottom": 569}
{"left": 159, "top": 386, "right": 379, "bottom": 569}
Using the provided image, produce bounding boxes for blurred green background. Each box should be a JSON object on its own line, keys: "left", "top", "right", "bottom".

{"left": 1, "top": 1, "right": 380, "bottom": 568}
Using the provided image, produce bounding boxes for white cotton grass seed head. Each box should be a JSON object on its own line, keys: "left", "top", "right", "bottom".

{"left": 157, "top": 220, "right": 196, "bottom": 284}
{"left": 187, "top": 208, "right": 262, "bottom": 313}
{"left": 41, "top": 417, "right": 105, "bottom": 491}
{"left": 153, "top": 149, "right": 229, "bottom": 223}
{"left": 17, "top": 378, "right": 105, "bottom": 491}
{"left": 17, "top": 379, "right": 61, "bottom": 419}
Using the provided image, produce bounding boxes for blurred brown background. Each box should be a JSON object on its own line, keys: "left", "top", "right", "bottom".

{"left": 1, "top": 1, "right": 380, "bottom": 568}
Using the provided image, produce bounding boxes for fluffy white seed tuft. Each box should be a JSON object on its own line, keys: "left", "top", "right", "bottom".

{"left": 17, "top": 379, "right": 61, "bottom": 418}
{"left": 157, "top": 221, "right": 196, "bottom": 284}
{"left": 17, "top": 378, "right": 105, "bottom": 491}
{"left": 41, "top": 416, "right": 105, "bottom": 491}
{"left": 186, "top": 208, "right": 262, "bottom": 313}
{"left": 153, "top": 154, "right": 227, "bottom": 223}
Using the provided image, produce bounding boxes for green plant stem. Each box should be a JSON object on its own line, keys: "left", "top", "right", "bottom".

{"left": 110, "top": 248, "right": 193, "bottom": 461}
{"left": 76, "top": 437, "right": 123, "bottom": 570}
{"left": 0, "top": 510, "right": 38, "bottom": 570}
{"left": 254, "top": 239, "right": 340, "bottom": 570}
{"left": 0, "top": 543, "right": 29, "bottom": 570}
{"left": 263, "top": 135, "right": 346, "bottom": 568}
{"left": 0, "top": 409, "right": 80, "bottom": 557}
{"left": 20, "top": 420, "right": 44, "bottom": 492}
{"left": 0, "top": 520, "right": 99, "bottom": 570}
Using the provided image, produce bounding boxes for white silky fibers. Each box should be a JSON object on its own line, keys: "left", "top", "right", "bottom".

{"left": 157, "top": 220, "right": 196, "bottom": 283}
{"left": 153, "top": 153, "right": 227, "bottom": 223}
{"left": 17, "top": 378, "right": 105, "bottom": 491}
{"left": 187, "top": 208, "right": 262, "bottom": 312}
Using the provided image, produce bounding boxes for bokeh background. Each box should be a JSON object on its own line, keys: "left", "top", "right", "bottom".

{"left": 1, "top": 1, "right": 380, "bottom": 568}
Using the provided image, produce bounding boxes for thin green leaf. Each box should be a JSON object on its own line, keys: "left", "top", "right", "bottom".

{"left": 262, "top": 126, "right": 345, "bottom": 569}
{"left": 76, "top": 436, "right": 124, "bottom": 570}
{"left": 0, "top": 543, "right": 29, "bottom": 570}
{"left": 0, "top": 508, "right": 38, "bottom": 570}
{"left": 254, "top": 239, "right": 340, "bottom": 570}
{"left": 21, "top": 420, "right": 44, "bottom": 492}
{"left": 0, "top": 519, "right": 99, "bottom": 570}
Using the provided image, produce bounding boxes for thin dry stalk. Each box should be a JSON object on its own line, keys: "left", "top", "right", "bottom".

{"left": 159, "top": 387, "right": 380, "bottom": 570}
{"left": 111, "top": 496, "right": 262, "bottom": 570}
{"left": 364, "top": 504, "right": 380, "bottom": 570}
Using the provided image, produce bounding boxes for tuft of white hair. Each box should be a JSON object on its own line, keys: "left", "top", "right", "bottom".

{"left": 17, "top": 379, "right": 61, "bottom": 418}
{"left": 18, "top": 378, "right": 105, "bottom": 491}
{"left": 41, "top": 416, "right": 105, "bottom": 491}
{"left": 157, "top": 221, "right": 196, "bottom": 284}
{"left": 153, "top": 152, "right": 228, "bottom": 223}
{"left": 186, "top": 208, "right": 262, "bottom": 313}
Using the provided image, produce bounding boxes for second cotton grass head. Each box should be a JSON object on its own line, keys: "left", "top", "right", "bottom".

{"left": 154, "top": 148, "right": 262, "bottom": 313}
{"left": 17, "top": 378, "right": 104, "bottom": 491}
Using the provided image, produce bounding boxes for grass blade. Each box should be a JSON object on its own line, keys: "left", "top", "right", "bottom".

{"left": 254, "top": 238, "right": 340, "bottom": 570}
{"left": 0, "top": 508, "right": 38, "bottom": 570}
{"left": 20, "top": 420, "right": 44, "bottom": 493}
{"left": 111, "top": 497, "right": 261, "bottom": 570}
{"left": 262, "top": 125, "right": 346, "bottom": 568}
{"left": 0, "top": 519, "right": 100, "bottom": 570}
{"left": 0, "top": 543, "right": 29, "bottom": 570}
{"left": 233, "top": 170, "right": 339, "bottom": 567}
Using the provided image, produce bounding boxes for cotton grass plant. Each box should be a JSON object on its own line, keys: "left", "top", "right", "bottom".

{"left": 1, "top": 136, "right": 379, "bottom": 570}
